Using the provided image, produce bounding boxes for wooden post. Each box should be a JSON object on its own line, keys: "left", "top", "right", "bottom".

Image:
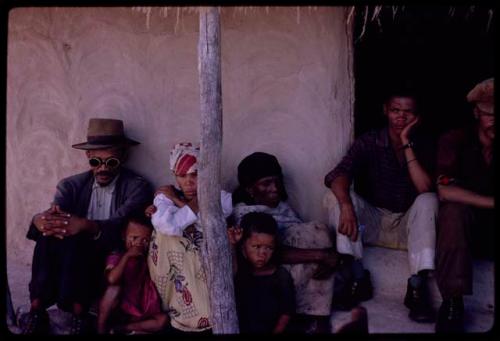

{"left": 197, "top": 7, "right": 239, "bottom": 334}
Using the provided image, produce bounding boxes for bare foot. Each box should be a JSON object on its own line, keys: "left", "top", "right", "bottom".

{"left": 336, "top": 306, "right": 368, "bottom": 334}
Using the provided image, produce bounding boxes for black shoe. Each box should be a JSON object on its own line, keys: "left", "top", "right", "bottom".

{"left": 352, "top": 270, "right": 373, "bottom": 302}
{"left": 70, "top": 314, "right": 89, "bottom": 335}
{"left": 21, "top": 310, "right": 50, "bottom": 335}
{"left": 333, "top": 270, "right": 373, "bottom": 311}
{"left": 404, "top": 279, "right": 435, "bottom": 323}
{"left": 435, "top": 298, "right": 464, "bottom": 333}
{"left": 304, "top": 316, "right": 331, "bottom": 334}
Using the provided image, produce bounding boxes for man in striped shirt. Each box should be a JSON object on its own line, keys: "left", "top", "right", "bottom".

{"left": 323, "top": 89, "right": 437, "bottom": 323}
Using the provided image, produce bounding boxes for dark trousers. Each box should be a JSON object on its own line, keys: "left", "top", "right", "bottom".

{"left": 29, "top": 234, "right": 101, "bottom": 312}
{"left": 435, "top": 202, "right": 494, "bottom": 300}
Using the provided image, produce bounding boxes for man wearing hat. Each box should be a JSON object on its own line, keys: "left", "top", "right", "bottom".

{"left": 434, "top": 78, "right": 494, "bottom": 333}
{"left": 23, "top": 118, "right": 153, "bottom": 335}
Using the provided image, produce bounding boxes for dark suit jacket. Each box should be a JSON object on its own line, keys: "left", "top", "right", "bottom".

{"left": 26, "top": 167, "right": 153, "bottom": 254}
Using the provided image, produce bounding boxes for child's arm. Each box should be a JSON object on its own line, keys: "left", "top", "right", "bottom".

{"left": 144, "top": 204, "right": 157, "bottom": 218}
{"left": 272, "top": 314, "right": 291, "bottom": 334}
{"left": 272, "top": 267, "right": 296, "bottom": 334}
{"left": 151, "top": 193, "right": 197, "bottom": 236}
{"left": 227, "top": 226, "right": 243, "bottom": 275}
{"left": 106, "top": 247, "right": 143, "bottom": 285}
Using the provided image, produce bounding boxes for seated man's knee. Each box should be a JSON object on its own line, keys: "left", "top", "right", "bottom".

{"left": 323, "top": 190, "right": 339, "bottom": 211}
{"left": 323, "top": 191, "right": 340, "bottom": 229}
{"left": 323, "top": 190, "right": 361, "bottom": 215}
{"left": 437, "top": 202, "right": 471, "bottom": 248}
{"left": 413, "top": 192, "right": 438, "bottom": 213}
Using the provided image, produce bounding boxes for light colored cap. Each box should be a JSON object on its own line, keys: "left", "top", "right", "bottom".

{"left": 466, "top": 78, "right": 494, "bottom": 114}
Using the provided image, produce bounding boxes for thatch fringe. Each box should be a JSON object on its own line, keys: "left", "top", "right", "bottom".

{"left": 448, "top": 6, "right": 456, "bottom": 17}
{"left": 359, "top": 7, "right": 369, "bottom": 41}
{"left": 132, "top": 6, "right": 322, "bottom": 28}
{"left": 354, "top": 5, "right": 494, "bottom": 40}
{"left": 131, "top": 6, "right": 494, "bottom": 35}
{"left": 371, "top": 6, "right": 382, "bottom": 22}
{"left": 487, "top": 9, "right": 493, "bottom": 31}
{"left": 347, "top": 6, "right": 356, "bottom": 26}
{"left": 392, "top": 6, "right": 399, "bottom": 20}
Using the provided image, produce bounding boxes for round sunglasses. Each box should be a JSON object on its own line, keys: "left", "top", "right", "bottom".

{"left": 88, "top": 157, "right": 121, "bottom": 169}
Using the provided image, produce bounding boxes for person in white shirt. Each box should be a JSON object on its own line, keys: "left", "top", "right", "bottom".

{"left": 145, "top": 142, "right": 232, "bottom": 334}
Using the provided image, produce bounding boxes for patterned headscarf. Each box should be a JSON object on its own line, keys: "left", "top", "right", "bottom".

{"left": 169, "top": 142, "right": 200, "bottom": 176}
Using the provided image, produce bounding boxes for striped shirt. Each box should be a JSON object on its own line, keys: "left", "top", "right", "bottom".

{"left": 324, "top": 127, "right": 435, "bottom": 213}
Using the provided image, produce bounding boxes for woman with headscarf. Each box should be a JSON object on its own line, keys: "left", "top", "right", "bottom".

{"left": 231, "top": 152, "right": 338, "bottom": 334}
{"left": 145, "top": 142, "right": 233, "bottom": 334}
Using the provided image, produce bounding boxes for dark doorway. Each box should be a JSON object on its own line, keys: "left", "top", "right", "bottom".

{"left": 353, "top": 5, "right": 495, "bottom": 138}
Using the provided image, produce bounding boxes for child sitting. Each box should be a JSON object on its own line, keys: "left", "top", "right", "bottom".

{"left": 145, "top": 142, "right": 233, "bottom": 333}
{"left": 228, "top": 211, "right": 295, "bottom": 333}
{"left": 97, "top": 213, "right": 168, "bottom": 334}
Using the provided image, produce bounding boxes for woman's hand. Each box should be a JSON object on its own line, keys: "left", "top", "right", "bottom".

{"left": 144, "top": 204, "right": 157, "bottom": 218}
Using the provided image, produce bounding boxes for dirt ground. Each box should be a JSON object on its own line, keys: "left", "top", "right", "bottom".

{"left": 7, "top": 247, "right": 494, "bottom": 334}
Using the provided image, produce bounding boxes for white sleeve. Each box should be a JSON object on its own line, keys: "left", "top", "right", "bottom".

{"left": 221, "top": 190, "right": 233, "bottom": 218}
{"left": 151, "top": 193, "right": 198, "bottom": 236}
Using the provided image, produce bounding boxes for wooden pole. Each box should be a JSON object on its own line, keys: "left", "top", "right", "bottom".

{"left": 197, "top": 7, "right": 239, "bottom": 334}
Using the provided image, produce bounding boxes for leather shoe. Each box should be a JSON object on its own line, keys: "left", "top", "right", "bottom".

{"left": 333, "top": 270, "right": 373, "bottom": 311}
{"left": 435, "top": 298, "right": 464, "bottom": 333}
{"left": 352, "top": 270, "right": 373, "bottom": 302}
{"left": 304, "top": 316, "right": 330, "bottom": 334}
{"left": 403, "top": 279, "right": 435, "bottom": 323}
{"left": 70, "top": 313, "right": 89, "bottom": 335}
{"left": 21, "top": 310, "right": 50, "bottom": 335}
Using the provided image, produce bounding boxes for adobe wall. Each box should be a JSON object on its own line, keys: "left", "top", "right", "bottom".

{"left": 6, "top": 7, "right": 354, "bottom": 266}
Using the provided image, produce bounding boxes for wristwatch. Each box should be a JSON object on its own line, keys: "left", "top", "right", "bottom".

{"left": 93, "top": 226, "right": 102, "bottom": 240}
{"left": 401, "top": 141, "right": 414, "bottom": 149}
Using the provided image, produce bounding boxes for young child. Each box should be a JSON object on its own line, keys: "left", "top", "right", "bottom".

{"left": 228, "top": 211, "right": 296, "bottom": 334}
{"left": 145, "top": 142, "right": 233, "bottom": 333}
{"left": 97, "top": 213, "right": 168, "bottom": 334}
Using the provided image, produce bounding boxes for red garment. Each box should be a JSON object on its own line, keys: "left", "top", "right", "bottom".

{"left": 106, "top": 252, "right": 162, "bottom": 319}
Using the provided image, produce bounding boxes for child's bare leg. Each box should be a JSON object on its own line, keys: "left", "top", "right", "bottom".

{"left": 97, "top": 285, "right": 121, "bottom": 334}
{"left": 121, "top": 313, "right": 169, "bottom": 334}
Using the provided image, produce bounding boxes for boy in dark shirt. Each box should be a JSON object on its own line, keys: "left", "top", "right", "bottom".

{"left": 228, "top": 212, "right": 295, "bottom": 333}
